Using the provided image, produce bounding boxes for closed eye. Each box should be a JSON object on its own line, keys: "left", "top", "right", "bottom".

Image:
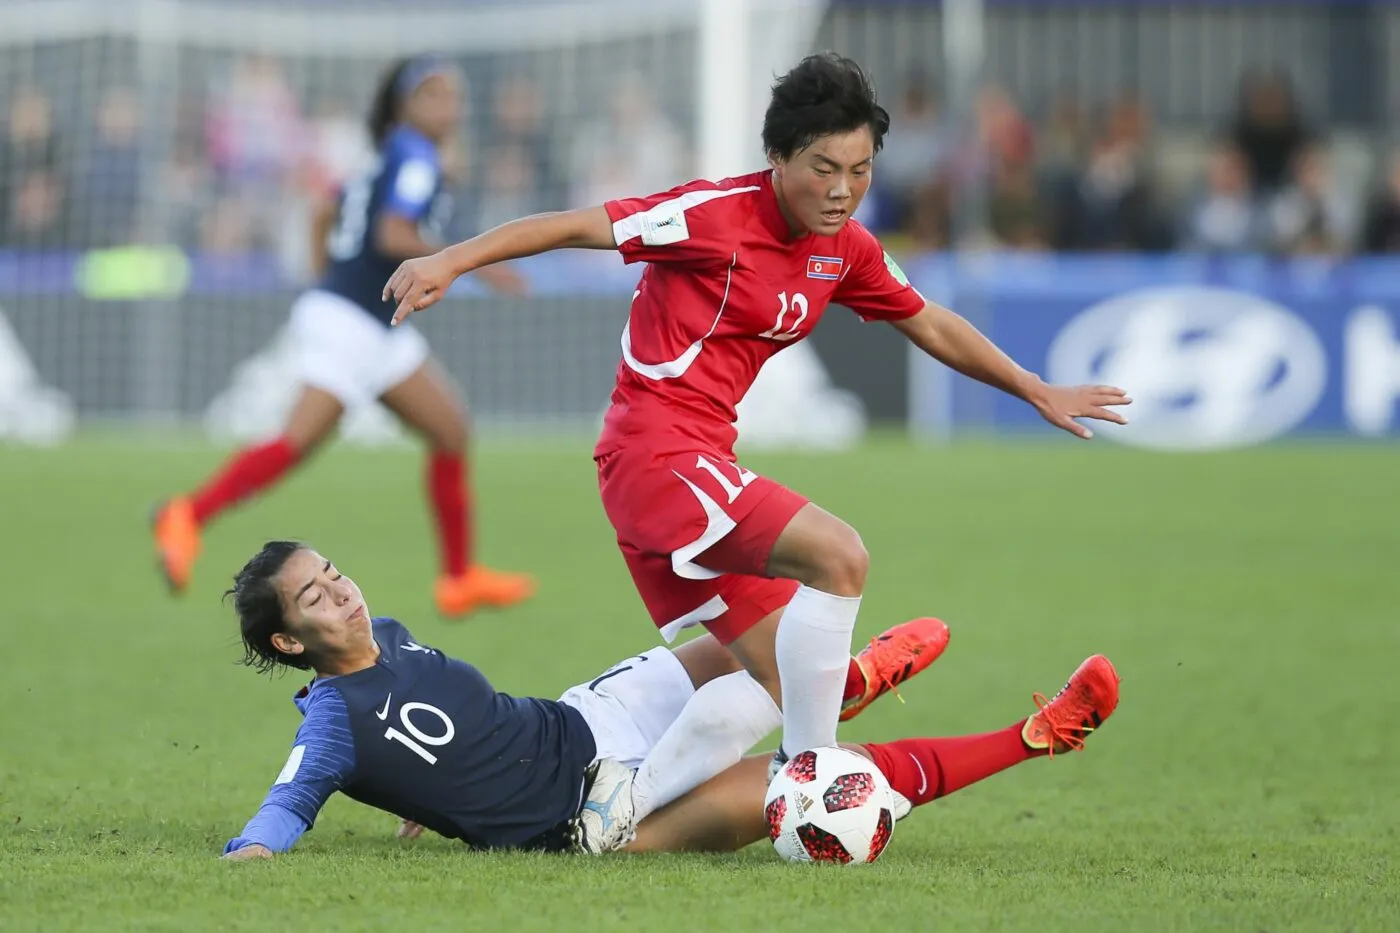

{"left": 308, "top": 574, "right": 345, "bottom": 606}
{"left": 296, "top": 559, "right": 336, "bottom": 607}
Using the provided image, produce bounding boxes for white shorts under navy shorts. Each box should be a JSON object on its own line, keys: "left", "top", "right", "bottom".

{"left": 288, "top": 288, "right": 430, "bottom": 410}
{"left": 558, "top": 647, "right": 696, "bottom": 769}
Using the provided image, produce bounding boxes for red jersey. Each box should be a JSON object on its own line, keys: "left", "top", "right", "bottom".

{"left": 596, "top": 170, "right": 925, "bottom": 458}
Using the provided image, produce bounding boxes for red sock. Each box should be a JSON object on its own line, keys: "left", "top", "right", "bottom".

{"left": 190, "top": 437, "right": 300, "bottom": 525}
{"left": 842, "top": 659, "right": 866, "bottom": 703}
{"left": 427, "top": 450, "right": 471, "bottom": 577}
{"left": 863, "top": 723, "right": 1035, "bottom": 807}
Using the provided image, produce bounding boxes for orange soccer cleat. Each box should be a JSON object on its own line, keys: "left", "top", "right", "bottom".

{"left": 434, "top": 565, "right": 537, "bottom": 618}
{"left": 840, "top": 617, "right": 951, "bottom": 722}
{"left": 1022, "top": 654, "right": 1121, "bottom": 757}
{"left": 152, "top": 496, "right": 202, "bottom": 594}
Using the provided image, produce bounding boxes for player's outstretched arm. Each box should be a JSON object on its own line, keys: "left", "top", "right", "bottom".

{"left": 220, "top": 692, "right": 354, "bottom": 860}
{"left": 834, "top": 225, "right": 1129, "bottom": 440}
{"left": 221, "top": 802, "right": 310, "bottom": 860}
{"left": 384, "top": 206, "right": 615, "bottom": 325}
{"left": 893, "top": 303, "right": 1131, "bottom": 440}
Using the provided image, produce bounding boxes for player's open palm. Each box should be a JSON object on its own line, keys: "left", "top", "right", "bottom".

{"left": 1032, "top": 383, "right": 1131, "bottom": 439}
{"left": 384, "top": 252, "right": 458, "bottom": 325}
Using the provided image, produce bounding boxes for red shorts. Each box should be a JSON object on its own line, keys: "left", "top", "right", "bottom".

{"left": 596, "top": 446, "right": 807, "bottom": 645}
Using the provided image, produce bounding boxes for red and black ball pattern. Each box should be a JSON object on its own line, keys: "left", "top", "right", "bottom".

{"left": 764, "top": 797, "right": 787, "bottom": 842}
{"left": 796, "top": 823, "right": 853, "bottom": 864}
{"left": 868, "top": 808, "right": 894, "bottom": 861}
{"left": 822, "top": 772, "right": 877, "bottom": 813}
{"left": 782, "top": 750, "right": 819, "bottom": 784}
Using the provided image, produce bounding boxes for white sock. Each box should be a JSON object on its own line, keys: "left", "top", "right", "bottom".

{"left": 774, "top": 584, "right": 862, "bottom": 756}
{"left": 630, "top": 670, "right": 781, "bottom": 822}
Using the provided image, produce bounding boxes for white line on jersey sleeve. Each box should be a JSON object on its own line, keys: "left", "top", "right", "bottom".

{"left": 611, "top": 185, "right": 761, "bottom": 248}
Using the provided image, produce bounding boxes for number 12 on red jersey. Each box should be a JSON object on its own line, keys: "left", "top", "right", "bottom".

{"left": 760, "top": 291, "right": 810, "bottom": 342}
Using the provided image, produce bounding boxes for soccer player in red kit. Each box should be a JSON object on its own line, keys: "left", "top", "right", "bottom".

{"left": 383, "top": 54, "right": 1131, "bottom": 779}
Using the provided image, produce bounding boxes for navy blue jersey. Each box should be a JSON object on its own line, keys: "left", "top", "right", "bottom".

{"left": 319, "top": 125, "right": 454, "bottom": 325}
{"left": 225, "top": 618, "right": 597, "bottom": 854}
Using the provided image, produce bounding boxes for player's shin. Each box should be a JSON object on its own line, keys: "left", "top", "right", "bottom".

{"left": 861, "top": 727, "right": 1033, "bottom": 811}
{"left": 190, "top": 436, "right": 301, "bottom": 525}
{"left": 629, "top": 756, "right": 773, "bottom": 854}
{"left": 630, "top": 671, "right": 781, "bottom": 823}
{"left": 427, "top": 449, "right": 471, "bottom": 575}
{"left": 773, "top": 585, "right": 862, "bottom": 755}
{"left": 860, "top": 654, "right": 1123, "bottom": 812}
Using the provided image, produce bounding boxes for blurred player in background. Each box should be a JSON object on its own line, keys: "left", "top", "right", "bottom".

{"left": 383, "top": 53, "right": 1131, "bottom": 777}
{"left": 152, "top": 55, "right": 533, "bottom": 618}
{"left": 217, "top": 540, "right": 1119, "bottom": 860}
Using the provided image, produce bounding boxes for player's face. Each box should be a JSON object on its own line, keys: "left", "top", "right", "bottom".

{"left": 405, "top": 72, "right": 462, "bottom": 144}
{"left": 271, "top": 549, "right": 373, "bottom": 667}
{"left": 770, "top": 126, "right": 875, "bottom": 237}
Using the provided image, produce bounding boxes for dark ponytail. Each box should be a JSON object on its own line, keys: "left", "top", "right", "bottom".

{"left": 368, "top": 58, "right": 415, "bottom": 147}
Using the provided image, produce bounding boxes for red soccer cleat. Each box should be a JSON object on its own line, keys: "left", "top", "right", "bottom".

{"left": 1022, "top": 654, "right": 1121, "bottom": 757}
{"left": 152, "top": 496, "right": 202, "bottom": 594}
{"left": 434, "top": 566, "right": 536, "bottom": 618}
{"left": 840, "top": 617, "right": 951, "bottom": 722}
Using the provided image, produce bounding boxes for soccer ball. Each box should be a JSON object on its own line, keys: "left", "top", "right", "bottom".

{"left": 763, "top": 746, "right": 896, "bottom": 865}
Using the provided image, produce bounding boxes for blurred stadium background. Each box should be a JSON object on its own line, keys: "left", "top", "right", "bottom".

{"left": 2, "top": 0, "right": 1397, "bottom": 447}
{"left": 3, "top": 2, "right": 1398, "bottom": 929}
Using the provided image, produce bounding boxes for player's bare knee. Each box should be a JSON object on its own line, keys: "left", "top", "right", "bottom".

{"left": 283, "top": 423, "right": 330, "bottom": 455}
{"left": 811, "top": 525, "right": 868, "bottom": 596}
{"left": 418, "top": 415, "right": 467, "bottom": 453}
{"left": 767, "top": 513, "right": 868, "bottom": 594}
{"left": 431, "top": 430, "right": 467, "bottom": 454}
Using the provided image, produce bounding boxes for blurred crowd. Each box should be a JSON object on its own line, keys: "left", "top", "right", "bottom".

{"left": 864, "top": 67, "right": 1400, "bottom": 256}
{"left": 0, "top": 55, "right": 692, "bottom": 280}
{"left": 5, "top": 56, "right": 1400, "bottom": 272}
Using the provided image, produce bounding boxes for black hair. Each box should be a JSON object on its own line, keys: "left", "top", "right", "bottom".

{"left": 367, "top": 58, "right": 416, "bottom": 147}
{"left": 226, "top": 540, "right": 312, "bottom": 675}
{"left": 762, "top": 52, "right": 890, "bottom": 161}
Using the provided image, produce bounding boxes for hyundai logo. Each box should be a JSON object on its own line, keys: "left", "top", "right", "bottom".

{"left": 1046, "top": 286, "right": 1327, "bottom": 451}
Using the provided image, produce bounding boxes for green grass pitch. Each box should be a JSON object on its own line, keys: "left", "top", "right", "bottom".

{"left": 1, "top": 435, "right": 1396, "bottom": 931}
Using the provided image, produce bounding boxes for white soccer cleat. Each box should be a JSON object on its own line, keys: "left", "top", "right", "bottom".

{"left": 574, "top": 758, "right": 638, "bottom": 854}
{"left": 767, "top": 747, "right": 789, "bottom": 783}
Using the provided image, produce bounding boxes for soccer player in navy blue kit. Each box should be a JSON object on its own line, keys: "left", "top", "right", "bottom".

{"left": 220, "top": 541, "right": 1121, "bottom": 860}
{"left": 221, "top": 541, "right": 660, "bottom": 856}
{"left": 153, "top": 55, "right": 532, "bottom": 618}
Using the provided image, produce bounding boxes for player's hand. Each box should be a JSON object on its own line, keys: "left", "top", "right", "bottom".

{"left": 1030, "top": 383, "right": 1131, "bottom": 439}
{"left": 383, "top": 252, "right": 459, "bottom": 326}
{"left": 221, "top": 843, "right": 274, "bottom": 861}
{"left": 397, "top": 820, "right": 425, "bottom": 840}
